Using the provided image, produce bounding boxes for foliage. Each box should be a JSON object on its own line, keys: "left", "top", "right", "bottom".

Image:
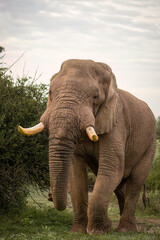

{"left": 137, "top": 190, "right": 160, "bottom": 218}
{"left": 0, "top": 48, "right": 49, "bottom": 210}
{"left": 0, "top": 46, "right": 5, "bottom": 52}
{"left": 0, "top": 46, "right": 6, "bottom": 73}
{"left": 146, "top": 141, "right": 160, "bottom": 192}
{"left": 156, "top": 116, "right": 160, "bottom": 140}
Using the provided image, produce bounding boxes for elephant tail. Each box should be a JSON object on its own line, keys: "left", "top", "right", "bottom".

{"left": 142, "top": 184, "right": 150, "bottom": 209}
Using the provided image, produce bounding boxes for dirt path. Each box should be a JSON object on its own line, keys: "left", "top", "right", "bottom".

{"left": 111, "top": 219, "right": 160, "bottom": 234}
{"left": 137, "top": 218, "right": 160, "bottom": 234}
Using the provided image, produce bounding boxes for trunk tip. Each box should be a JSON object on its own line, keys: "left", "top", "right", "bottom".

{"left": 54, "top": 202, "right": 67, "bottom": 211}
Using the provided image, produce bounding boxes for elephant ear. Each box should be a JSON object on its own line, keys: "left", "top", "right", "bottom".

{"left": 95, "top": 63, "right": 122, "bottom": 135}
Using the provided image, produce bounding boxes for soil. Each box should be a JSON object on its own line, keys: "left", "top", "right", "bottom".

{"left": 112, "top": 219, "right": 160, "bottom": 234}
{"left": 137, "top": 218, "right": 160, "bottom": 234}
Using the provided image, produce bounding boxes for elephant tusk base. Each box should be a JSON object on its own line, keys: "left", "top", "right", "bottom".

{"left": 86, "top": 126, "right": 99, "bottom": 142}
{"left": 18, "top": 122, "right": 44, "bottom": 135}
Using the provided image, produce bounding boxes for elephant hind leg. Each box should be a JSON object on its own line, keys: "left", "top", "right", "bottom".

{"left": 117, "top": 145, "right": 155, "bottom": 233}
{"left": 116, "top": 182, "right": 140, "bottom": 233}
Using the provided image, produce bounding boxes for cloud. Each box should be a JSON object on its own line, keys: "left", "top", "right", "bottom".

{"left": 1, "top": 0, "right": 159, "bottom": 47}
{"left": 0, "top": 0, "right": 160, "bottom": 117}
{"left": 1, "top": 0, "right": 159, "bottom": 60}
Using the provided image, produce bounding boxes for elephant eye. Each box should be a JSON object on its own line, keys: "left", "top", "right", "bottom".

{"left": 93, "top": 95, "right": 98, "bottom": 100}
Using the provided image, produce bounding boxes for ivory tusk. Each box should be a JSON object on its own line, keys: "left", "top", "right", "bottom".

{"left": 86, "top": 126, "right": 99, "bottom": 142}
{"left": 18, "top": 122, "right": 44, "bottom": 135}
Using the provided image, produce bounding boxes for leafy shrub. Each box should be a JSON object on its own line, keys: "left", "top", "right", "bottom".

{"left": 0, "top": 48, "right": 49, "bottom": 210}
{"left": 156, "top": 116, "right": 160, "bottom": 140}
{"left": 137, "top": 191, "right": 160, "bottom": 216}
{"left": 146, "top": 140, "right": 160, "bottom": 192}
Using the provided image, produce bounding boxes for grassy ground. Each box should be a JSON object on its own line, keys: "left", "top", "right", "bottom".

{"left": 0, "top": 189, "right": 160, "bottom": 240}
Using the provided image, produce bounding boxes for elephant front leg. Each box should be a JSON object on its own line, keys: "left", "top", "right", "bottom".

{"left": 87, "top": 175, "right": 114, "bottom": 235}
{"left": 68, "top": 155, "right": 88, "bottom": 233}
{"left": 87, "top": 155, "right": 124, "bottom": 234}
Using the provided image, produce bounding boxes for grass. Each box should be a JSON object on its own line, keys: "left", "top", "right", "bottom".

{"left": 136, "top": 191, "right": 160, "bottom": 218}
{"left": 0, "top": 189, "right": 160, "bottom": 240}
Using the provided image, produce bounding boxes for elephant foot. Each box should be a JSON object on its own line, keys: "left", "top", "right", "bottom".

{"left": 70, "top": 224, "right": 87, "bottom": 233}
{"left": 87, "top": 218, "right": 111, "bottom": 235}
{"left": 117, "top": 220, "right": 137, "bottom": 232}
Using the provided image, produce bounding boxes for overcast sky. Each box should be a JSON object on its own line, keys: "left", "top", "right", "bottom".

{"left": 1, "top": 0, "right": 160, "bottom": 117}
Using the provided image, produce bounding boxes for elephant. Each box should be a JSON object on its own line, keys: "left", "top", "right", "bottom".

{"left": 18, "top": 59, "right": 156, "bottom": 235}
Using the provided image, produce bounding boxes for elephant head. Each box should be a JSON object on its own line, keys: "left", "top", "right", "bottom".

{"left": 18, "top": 59, "right": 120, "bottom": 211}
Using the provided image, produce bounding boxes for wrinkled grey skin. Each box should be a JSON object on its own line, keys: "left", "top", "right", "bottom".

{"left": 40, "top": 59, "right": 156, "bottom": 234}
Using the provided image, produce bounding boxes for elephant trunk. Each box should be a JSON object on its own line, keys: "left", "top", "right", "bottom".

{"left": 48, "top": 107, "right": 80, "bottom": 211}
{"left": 49, "top": 136, "right": 75, "bottom": 211}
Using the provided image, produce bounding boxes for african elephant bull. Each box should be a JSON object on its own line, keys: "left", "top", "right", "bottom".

{"left": 19, "top": 59, "right": 156, "bottom": 234}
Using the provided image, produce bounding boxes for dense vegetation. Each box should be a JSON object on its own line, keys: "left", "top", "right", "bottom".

{"left": 147, "top": 140, "right": 160, "bottom": 191}
{"left": 145, "top": 117, "right": 160, "bottom": 192}
{"left": 0, "top": 47, "right": 49, "bottom": 210}
{"left": 156, "top": 116, "right": 160, "bottom": 140}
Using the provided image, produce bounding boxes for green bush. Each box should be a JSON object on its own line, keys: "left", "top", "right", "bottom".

{"left": 146, "top": 140, "right": 160, "bottom": 192}
{"left": 156, "top": 116, "right": 160, "bottom": 140}
{"left": 137, "top": 191, "right": 160, "bottom": 217}
{"left": 0, "top": 48, "right": 49, "bottom": 210}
